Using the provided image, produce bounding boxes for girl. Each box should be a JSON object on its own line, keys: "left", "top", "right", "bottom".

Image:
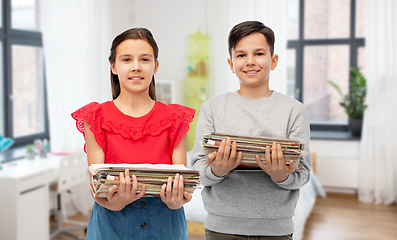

{"left": 72, "top": 28, "right": 195, "bottom": 239}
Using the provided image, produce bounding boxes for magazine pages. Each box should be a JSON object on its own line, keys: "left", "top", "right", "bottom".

{"left": 89, "top": 164, "right": 201, "bottom": 198}
{"left": 202, "top": 132, "right": 304, "bottom": 169}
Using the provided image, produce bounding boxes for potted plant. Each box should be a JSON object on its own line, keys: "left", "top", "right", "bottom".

{"left": 327, "top": 67, "right": 367, "bottom": 137}
{"left": 26, "top": 144, "right": 36, "bottom": 160}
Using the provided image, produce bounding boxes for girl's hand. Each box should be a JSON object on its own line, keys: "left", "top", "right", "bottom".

{"left": 96, "top": 169, "right": 146, "bottom": 211}
{"left": 160, "top": 173, "right": 192, "bottom": 210}
{"left": 255, "top": 142, "right": 296, "bottom": 182}
{"left": 207, "top": 138, "right": 243, "bottom": 177}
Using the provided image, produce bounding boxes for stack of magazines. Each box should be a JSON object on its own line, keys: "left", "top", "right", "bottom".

{"left": 202, "top": 132, "right": 304, "bottom": 169}
{"left": 89, "top": 164, "right": 201, "bottom": 198}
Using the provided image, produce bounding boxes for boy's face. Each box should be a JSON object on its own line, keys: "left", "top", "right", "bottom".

{"left": 228, "top": 32, "right": 278, "bottom": 89}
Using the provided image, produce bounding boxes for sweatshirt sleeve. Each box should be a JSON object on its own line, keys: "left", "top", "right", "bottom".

{"left": 190, "top": 100, "right": 227, "bottom": 186}
{"left": 275, "top": 106, "right": 312, "bottom": 190}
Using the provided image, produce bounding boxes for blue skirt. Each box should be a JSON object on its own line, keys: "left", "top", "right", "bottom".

{"left": 86, "top": 196, "right": 188, "bottom": 240}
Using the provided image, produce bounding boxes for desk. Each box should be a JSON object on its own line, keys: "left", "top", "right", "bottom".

{"left": 0, "top": 154, "right": 63, "bottom": 240}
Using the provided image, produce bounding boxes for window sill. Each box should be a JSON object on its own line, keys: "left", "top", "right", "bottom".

{"left": 310, "top": 131, "right": 361, "bottom": 141}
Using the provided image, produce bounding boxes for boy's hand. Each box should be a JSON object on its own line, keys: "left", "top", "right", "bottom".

{"left": 255, "top": 142, "right": 296, "bottom": 182}
{"left": 160, "top": 173, "right": 192, "bottom": 209}
{"left": 97, "top": 169, "right": 146, "bottom": 211}
{"left": 207, "top": 138, "right": 243, "bottom": 177}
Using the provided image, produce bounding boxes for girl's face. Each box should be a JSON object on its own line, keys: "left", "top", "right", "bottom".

{"left": 111, "top": 39, "right": 159, "bottom": 96}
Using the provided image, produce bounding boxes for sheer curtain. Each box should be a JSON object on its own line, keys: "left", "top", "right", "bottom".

{"left": 205, "top": 0, "right": 288, "bottom": 97}
{"left": 40, "top": 0, "right": 112, "bottom": 216}
{"left": 359, "top": 0, "right": 397, "bottom": 205}
{"left": 40, "top": 0, "right": 112, "bottom": 153}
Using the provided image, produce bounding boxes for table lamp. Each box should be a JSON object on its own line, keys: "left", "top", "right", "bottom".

{"left": 0, "top": 134, "right": 14, "bottom": 152}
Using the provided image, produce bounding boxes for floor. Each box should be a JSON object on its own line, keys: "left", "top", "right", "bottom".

{"left": 50, "top": 193, "right": 397, "bottom": 240}
{"left": 50, "top": 214, "right": 87, "bottom": 240}
{"left": 302, "top": 192, "right": 397, "bottom": 240}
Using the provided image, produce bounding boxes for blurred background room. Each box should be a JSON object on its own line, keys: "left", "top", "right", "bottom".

{"left": 0, "top": 0, "right": 396, "bottom": 239}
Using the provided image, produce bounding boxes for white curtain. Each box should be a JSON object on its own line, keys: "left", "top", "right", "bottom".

{"left": 205, "top": 0, "right": 288, "bottom": 97}
{"left": 40, "top": 0, "right": 112, "bottom": 153}
{"left": 359, "top": 0, "right": 397, "bottom": 205}
{"left": 40, "top": 0, "right": 113, "bottom": 216}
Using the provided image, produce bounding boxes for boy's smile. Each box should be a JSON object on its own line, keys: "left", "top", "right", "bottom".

{"left": 243, "top": 69, "right": 260, "bottom": 76}
{"left": 228, "top": 32, "right": 278, "bottom": 98}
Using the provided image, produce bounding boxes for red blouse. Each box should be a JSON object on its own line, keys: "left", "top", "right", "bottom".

{"left": 71, "top": 101, "right": 195, "bottom": 164}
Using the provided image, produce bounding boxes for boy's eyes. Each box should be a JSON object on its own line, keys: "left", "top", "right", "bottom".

{"left": 121, "top": 58, "right": 150, "bottom": 62}
{"left": 235, "top": 52, "right": 265, "bottom": 58}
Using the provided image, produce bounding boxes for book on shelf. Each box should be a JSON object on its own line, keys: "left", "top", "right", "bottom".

{"left": 202, "top": 132, "right": 304, "bottom": 169}
{"left": 89, "top": 164, "right": 201, "bottom": 198}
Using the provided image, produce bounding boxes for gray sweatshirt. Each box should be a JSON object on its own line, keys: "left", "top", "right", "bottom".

{"left": 191, "top": 91, "right": 311, "bottom": 236}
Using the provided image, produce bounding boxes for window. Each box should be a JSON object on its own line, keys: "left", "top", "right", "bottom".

{"left": 287, "top": 0, "right": 365, "bottom": 133}
{"left": 0, "top": 0, "right": 48, "bottom": 146}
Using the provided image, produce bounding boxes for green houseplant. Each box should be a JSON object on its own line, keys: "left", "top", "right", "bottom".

{"left": 327, "top": 67, "right": 367, "bottom": 137}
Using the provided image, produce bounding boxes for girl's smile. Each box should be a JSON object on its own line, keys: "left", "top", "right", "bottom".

{"left": 129, "top": 76, "right": 144, "bottom": 81}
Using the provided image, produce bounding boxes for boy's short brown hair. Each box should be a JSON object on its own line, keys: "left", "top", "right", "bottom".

{"left": 228, "top": 21, "right": 275, "bottom": 57}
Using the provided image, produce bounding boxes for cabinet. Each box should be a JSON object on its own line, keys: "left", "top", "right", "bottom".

{"left": 0, "top": 160, "right": 51, "bottom": 240}
{"left": 311, "top": 139, "right": 360, "bottom": 193}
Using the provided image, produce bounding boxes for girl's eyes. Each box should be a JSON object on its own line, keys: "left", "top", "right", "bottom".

{"left": 123, "top": 58, "right": 131, "bottom": 62}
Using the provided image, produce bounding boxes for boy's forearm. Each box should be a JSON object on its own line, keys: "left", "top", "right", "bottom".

{"left": 275, "top": 107, "right": 311, "bottom": 190}
{"left": 274, "top": 159, "right": 311, "bottom": 190}
{"left": 191, "top": 102, "right": 226, "bottom": 186}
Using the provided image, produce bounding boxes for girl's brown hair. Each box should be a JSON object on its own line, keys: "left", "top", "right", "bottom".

{"left": 108, "top": 28, "right": 159, "bottom": 100}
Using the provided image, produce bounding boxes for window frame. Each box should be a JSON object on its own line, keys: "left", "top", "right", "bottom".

{"left": 288, "top": 0, "right": 365, "bottom": 133}
{"left": 1, "top": 0, "right": 49, "bottom": 146}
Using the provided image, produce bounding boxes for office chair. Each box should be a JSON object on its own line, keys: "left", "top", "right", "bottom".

{"left": 50, "top": 152, "right": 89, "bottom": 240}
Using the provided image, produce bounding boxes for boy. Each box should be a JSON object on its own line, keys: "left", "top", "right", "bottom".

{"left": 191, "top": 21, "right": 311, "bottom": 239}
